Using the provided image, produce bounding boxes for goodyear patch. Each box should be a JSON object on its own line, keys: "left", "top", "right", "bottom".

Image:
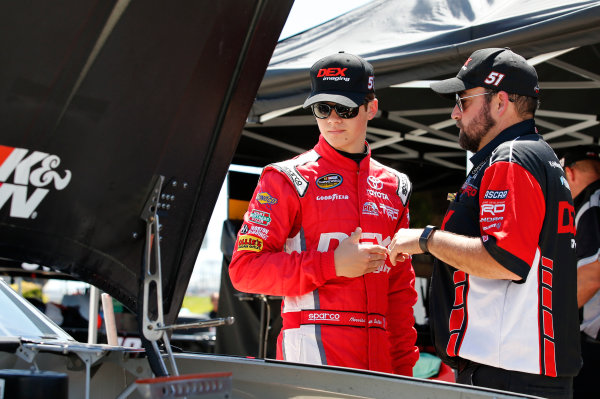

{"left": 248, "top": 209, "right": 271, "bottom": 226}
{"left": 316, "top": 173, "right": 343, "bottom": 190}
{"left": 237, "top": 234, "right": 264, "bottom": 252}
{"left": 256, "top": 192, "right": 278, "bottom": 206}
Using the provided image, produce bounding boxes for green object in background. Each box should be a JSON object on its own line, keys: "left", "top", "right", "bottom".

{"left": 112, "top": 298, "right": 124, "bottom": 313}
{"left": 181, "top": 296, "right": 213, "bottom": 315}
{"left": 412, "top": 352, "right": 442, "bottom": 379}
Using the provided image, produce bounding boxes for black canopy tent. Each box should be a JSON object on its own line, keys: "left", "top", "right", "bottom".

{"left": 236, "top": 0, "right": 600, "bottom": 191}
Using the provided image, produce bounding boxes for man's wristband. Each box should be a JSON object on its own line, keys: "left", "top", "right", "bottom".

{"left": 419, "top": 225, "right": 438, "bottom": 254}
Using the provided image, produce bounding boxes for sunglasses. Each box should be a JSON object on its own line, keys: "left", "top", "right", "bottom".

{"left": 455, "top": 92, "right": 492, "bottom": 112}
{"left": 311, "top": 102, "right": 364, "bottom": 119}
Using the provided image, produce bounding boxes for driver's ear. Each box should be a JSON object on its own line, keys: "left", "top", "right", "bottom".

{"left": 367, "top": 98, "right": 378, "bottom": 120}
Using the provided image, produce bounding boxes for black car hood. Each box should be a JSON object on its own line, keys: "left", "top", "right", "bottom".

{"left": 0, "top": 0, "right": 292, "bottom": 325}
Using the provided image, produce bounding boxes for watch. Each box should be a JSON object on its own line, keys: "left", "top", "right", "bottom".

{"left": 419, "top": 225, "right": 438, "bottom": 254}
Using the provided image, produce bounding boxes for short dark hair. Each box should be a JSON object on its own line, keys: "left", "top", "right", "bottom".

{"left": 486, "top": 90, "right": 539, "bottom": 117}
{"left": 363, "top": 93, "right": 376, "bottom": 110}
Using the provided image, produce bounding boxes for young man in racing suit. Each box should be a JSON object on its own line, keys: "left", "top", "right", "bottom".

{"left": 229, "top": 52, "right": 419, "bottom": 375}
{"left": 388, "top": 48, "right": 581, "bottom": 398}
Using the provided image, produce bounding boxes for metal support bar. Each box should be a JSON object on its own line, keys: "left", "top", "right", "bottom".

{"left": 139, "top": 175, "right": 173, "bottom": 376}
{"left": 157, "top": 317, "right": 235, "bottom": 331}
{"left": 87, "top": 286, "right": 99, "bottom": 344}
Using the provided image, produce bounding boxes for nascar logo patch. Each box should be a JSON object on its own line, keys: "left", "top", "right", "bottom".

{"left": 316, "top": 173, "right": 343, "bottom": 189}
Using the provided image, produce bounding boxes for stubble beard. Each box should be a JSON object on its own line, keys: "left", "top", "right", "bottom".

{"left": 457, "top": 100, "right": 496, "bottom": 153}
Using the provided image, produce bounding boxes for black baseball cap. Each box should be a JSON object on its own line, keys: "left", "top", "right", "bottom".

{"left": 430, "top": 48, "right": 539, "bottom": 98}
{"left": 560, "top": 144, "right": 600, "bottom": 168}
{"left": 303, "top": 51, "right": 375, "bottom": 108}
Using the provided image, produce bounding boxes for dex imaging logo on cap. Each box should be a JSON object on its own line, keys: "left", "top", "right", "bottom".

{"left": 304, "top": 51, "right": 375, "bottom": 108}
{"left": 317, "top": 67, "right": 350, "bottom": 82}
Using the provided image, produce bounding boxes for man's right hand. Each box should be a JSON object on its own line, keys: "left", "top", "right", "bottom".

{"left": 334, "top": 227, "right": 388, "bottom": 278}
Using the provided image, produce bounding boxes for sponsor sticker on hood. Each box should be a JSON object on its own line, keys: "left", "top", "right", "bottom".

{"left": 0, "top": 145, "right": 71, "bottom": 218}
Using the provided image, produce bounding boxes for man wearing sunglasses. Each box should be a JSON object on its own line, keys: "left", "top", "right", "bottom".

{"left": 388, "top": 48, "right": 581, "bottom": 397}
{"left": 230, "top": 52, "right": 419, "bottom": 375}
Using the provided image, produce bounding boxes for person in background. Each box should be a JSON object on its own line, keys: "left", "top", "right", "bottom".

{"left": 209, "top": 292, "right": 219, "bottom": 319}
{"left": 387, "top": 48, "right": 581, "bottom": 398}
{"left": 229, "top": 51, "right": 418, "bottom": 375}
{"left": 560, "top": 144, "right": 600, "bottom": 398}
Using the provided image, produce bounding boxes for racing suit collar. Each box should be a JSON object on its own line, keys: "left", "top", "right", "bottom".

{"left": 316, "top": 134, "right": 371, "bottom": 170}
{"left": 469, "top": 119, "right": 536, "bottom": 166}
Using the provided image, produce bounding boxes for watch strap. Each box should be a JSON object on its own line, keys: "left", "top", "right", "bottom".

{"left": 419, "top": 225, "right": 438, "bottom": 254}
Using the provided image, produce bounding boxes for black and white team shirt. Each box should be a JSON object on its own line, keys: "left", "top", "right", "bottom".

{"left": 573, "top": 179, "right": 600, "bottom": 340}
{"left": 430, "top": 119, "right": 582, "bottom": 377}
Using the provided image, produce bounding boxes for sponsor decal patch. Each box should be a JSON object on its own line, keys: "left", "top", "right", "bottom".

{"left": 480, "top": 202, "right": 505, "bottom": 216}
{"left": 256, "top": 192, "right": 278, "bottom": 206}
{"left": 373, "top": 264, "right": 391, "bottom": 274}
{"left": 379, "top": 204, "right": 399, "bottom": 220}
{"left": 237, "top": 235, "right": 264, "bottom": 252}
{"left": 247, "top": 225, "right": 269, "bottom": 240}
{"left": 460, "top": 183, "right": 478, "bottom": 197}
{"left": 248, "top": 209, "right": 271, "bottom": 226}
{"left": 316, "top": 193, "right": 349, "bottom": 201}
{"left": 367, "top": 189, "right": 388, "bottom": 200}
{"left": 362, "top": 201, "right": 379, "bottom": 216}
{"left": 480, "top": 216, "right": 504, "bottom": 223}
{"left": 484, "top": 190, "right": 508, "bottom": 199}
{"left": 317, "top": 67, "right": 349, "bottom": 82}
{"left": 367, "top": 176, "right": 383, "bottom": 190}
{"left": 0, "top": 145, "right": 72, "bottom": 219}
{"left": 316, "top": 173, "right": 343, "bottom": 190}
{"left": 482, "top": 222, "right": 502, "bottom": 231}
{"left": 462, "top": 57, "right": 473, "bottom": 70}
{"left": 308, "top": 312, "right": 340, "bottom": 321}
{"left": 349, "top": 316, "right": 366, "bottom": 323}
{"left": 400, "top": 175, "right": 410, "bottom": 198}
{"left": 548, "top": 161, "right": 562, "bottom": 169}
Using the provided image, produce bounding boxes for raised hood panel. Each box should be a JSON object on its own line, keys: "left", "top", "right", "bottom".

{"left": 0, "top": 0, "right": 292, "bottom": 324}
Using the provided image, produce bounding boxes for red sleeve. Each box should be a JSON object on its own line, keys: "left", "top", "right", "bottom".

{"left": 229, "top": 169, "right": 337, "bottom": 296}
{"left": 387, "top": 204, "right": 419, "bottom": 375}
{"left": 479, "top": 161, "right": 545, "bottom": 279}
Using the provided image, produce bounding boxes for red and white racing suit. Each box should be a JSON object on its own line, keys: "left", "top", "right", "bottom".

{"left": 229, "top": 135, "right": 418, "bottom": 375}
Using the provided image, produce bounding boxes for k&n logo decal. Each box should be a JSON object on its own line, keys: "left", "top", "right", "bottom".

{"left": 0, "top": 145, "right": 72, "bottom": 218}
